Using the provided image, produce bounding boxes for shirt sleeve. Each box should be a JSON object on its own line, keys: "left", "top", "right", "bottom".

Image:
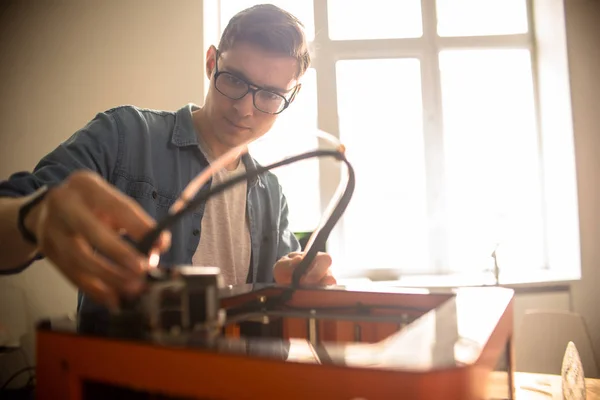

{"left": 0, "top": 110, "right": 121, "bottom": 274}
{"left": 0, "top": 110, "right": 121, "bottom": 198}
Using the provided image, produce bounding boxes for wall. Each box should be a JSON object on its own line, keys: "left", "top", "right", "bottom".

{"left": 564, "top": 0, "right": 600, "bottom": 370}
{"left": 0, "top": 0, "right": 204, "bottom": 386}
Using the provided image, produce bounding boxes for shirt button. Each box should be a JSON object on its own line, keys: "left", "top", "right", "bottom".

{"left": 152, "top": 191, "right": 158, "bottom": 199}
{"left": 193, "top": 229, "right": 200, "bottom": 236}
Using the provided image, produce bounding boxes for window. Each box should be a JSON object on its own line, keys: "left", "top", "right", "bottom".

{"left": 327, "top": 0, "right": 423, "bottom": 40}
{"left": 336, "top": 58, "right": 429, "bottom": 275}
{"left": 208, "top": 1, "right": 580, "bottom": 285}
{"left": 439, "top": 49, "right": 544, "bottom": 275}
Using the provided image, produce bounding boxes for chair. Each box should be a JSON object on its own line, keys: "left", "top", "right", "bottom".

{"left": 515, "top": 310, "right": 599, "bottom": 378}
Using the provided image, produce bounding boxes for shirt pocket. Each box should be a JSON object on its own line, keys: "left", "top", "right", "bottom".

{"left": 125, "top": 180, "right": 177, "bottom": 220}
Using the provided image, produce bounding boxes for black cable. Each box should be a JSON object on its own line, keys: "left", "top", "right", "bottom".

{"left": 25, "top": 374, "right": 35, "bottom": 388}
{"left": 290, "top": 156, "right": 355, "bottom": 288}
{"left": 17, "top": 347, "right": 34, "bottom": 387}
{"left": 0, "top": 366, "right": 35, "bottom": 390}
{"left": 136, "top": 149, "right": 355, "bottom": 289}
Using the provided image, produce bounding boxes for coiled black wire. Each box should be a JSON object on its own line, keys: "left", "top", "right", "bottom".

{"left": 136, "top": 149, "right": 355, "bottom": 290}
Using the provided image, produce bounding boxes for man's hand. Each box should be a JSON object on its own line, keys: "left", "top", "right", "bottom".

{"left": 25, "top": 170, "right": 170, "bottom": 311}
{"left": 273, "top": 251, "right": 336, "bottom": 286}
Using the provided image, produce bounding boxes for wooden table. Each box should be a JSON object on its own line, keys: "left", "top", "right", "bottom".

{"left": 489, "top": 371, "right": 600, "bottom": 399}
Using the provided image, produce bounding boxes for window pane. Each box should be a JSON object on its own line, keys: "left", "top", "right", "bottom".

{"left": 334, "top": 59, "right": 429, "bottom": 275}
{"left": 219, "top": 1, "right": 315, "bottom": 41}
{"left": 328, "top": 0, "right": 422, "bottom": 40}
{"left": 436, "top": 0, "right": 528, "bottom": 37}
{"left": 248, "top": 68, "right": 320, "bottom": 233}
{"left": 439, "top": 49, "right": 545, "bottom": 275}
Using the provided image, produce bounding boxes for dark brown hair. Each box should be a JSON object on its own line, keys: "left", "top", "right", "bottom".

{"left": 218, "top": 4, "right": 311, "bottom": 78}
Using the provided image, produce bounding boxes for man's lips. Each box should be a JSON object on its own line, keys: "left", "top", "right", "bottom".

{"left": 225, "top": 117, "right": 250, "bottom": 130}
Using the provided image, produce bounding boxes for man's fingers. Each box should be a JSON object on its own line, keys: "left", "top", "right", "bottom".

{"left": 318, "top": 275, "right": 337, "bottom": 286}
{"left": 44, "top": 228, "right": 143, "bottom": 300}
{"left": 74, "top": 272, "right": 120, "bottom": 312}
{"left": 273, "top": 254, "right": 296, "bottom": 284}
{"left": 274, "top": 252, "right": 334, "bottom": 285}
{"left": 54, "top": 190, "right": 148, "bottom": 274}
{"left": 302, "top": 252, "right": 333, "bottom": 284}
{"left": 69, "top": 172, "right": 172, "bottom": 255}
{"left": 30, "top": 171, "right": 161, "bottom": 311}
{"left": 70, "top": 236, "right": 144, "bottom": 295}
{"left": 65, "top": 172, "right": 157, "bottom": 241}
{"left": 157, "top": 231, "right": 172, "bottom": 253}
{"left": 45, "top": 237, "right": 121, "bottom": 311}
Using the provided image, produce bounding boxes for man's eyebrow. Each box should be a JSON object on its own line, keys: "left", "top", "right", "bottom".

{"left": 223, "top": 66, "right": 292, "bottom": 94}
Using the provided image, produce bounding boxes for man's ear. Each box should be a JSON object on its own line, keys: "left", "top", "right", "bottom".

{"left": 205, "top": 45, "right": 218, "bottom": 79}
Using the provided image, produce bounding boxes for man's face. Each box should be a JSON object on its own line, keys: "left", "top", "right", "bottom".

{"left": 203, "top": 42, "right": 300, "bottom": 149}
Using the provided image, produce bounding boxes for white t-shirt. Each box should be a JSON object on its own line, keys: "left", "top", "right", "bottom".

{"left": 192, "top": 138, "right": 251, "bottom": 287}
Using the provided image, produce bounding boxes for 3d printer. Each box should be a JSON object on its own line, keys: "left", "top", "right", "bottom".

{"left": 34, "top": 135, "right": 515, "bottom": 400}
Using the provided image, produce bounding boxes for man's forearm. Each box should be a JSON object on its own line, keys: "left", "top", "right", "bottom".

{"left": 0, "top": 195, "right": 42, "bottom": 271}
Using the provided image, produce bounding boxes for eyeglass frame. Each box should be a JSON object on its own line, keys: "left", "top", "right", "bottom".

{"left": 212, "top": 50, "right": 301, "bottom": 115}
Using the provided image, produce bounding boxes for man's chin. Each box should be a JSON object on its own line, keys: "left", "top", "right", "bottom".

{"left": 217, "top": 129, "right": 253, "bottom": 148}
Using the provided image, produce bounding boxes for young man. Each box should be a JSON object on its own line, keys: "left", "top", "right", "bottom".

{"left": 0, "top": 4, "right": 334, "bottom": 314}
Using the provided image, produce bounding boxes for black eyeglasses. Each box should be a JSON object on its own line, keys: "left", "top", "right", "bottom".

{"left": 213, "top": 51, "right": 299, "bottom": 115}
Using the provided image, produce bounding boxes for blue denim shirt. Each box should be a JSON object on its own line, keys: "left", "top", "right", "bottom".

{"left": 0, "top": 104, "right": 300, "bottom": 313}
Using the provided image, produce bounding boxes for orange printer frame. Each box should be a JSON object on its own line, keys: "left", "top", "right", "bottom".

{"left": 35, "top": 285, "right": 515, "bottom": 400}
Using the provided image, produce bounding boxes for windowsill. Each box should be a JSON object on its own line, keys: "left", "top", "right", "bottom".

{"left": 336, "top": 270, "right": 578, "bottom": 293}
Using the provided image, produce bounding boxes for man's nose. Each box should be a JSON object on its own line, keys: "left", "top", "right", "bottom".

{"left": 232, "top": 92, "right": 254, "bottom": 117}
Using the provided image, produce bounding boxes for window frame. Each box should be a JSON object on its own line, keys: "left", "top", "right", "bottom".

{"left": 313, "top": 0, "right": 542, "bottom": 277}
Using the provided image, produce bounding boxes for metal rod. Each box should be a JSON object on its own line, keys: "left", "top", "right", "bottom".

{"left": 308, "top": 309, "right": 318, "bottom": 346}
{"left": 224, "top": 310, "right": 417, "bottom": 326}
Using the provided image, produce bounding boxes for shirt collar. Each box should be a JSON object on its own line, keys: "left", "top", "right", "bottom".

{"left": 241, "top": 153, "right": 264, "bottom": 188}
{"left": 171, "top": 103, "right": 201, "bottom": 148}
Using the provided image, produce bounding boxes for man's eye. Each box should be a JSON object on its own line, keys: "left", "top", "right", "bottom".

{"left": 225, "top": 74, "right": 244, "bottom": 86}
{"left": 263, "top": 92, "right": 282, "bottom": 101}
